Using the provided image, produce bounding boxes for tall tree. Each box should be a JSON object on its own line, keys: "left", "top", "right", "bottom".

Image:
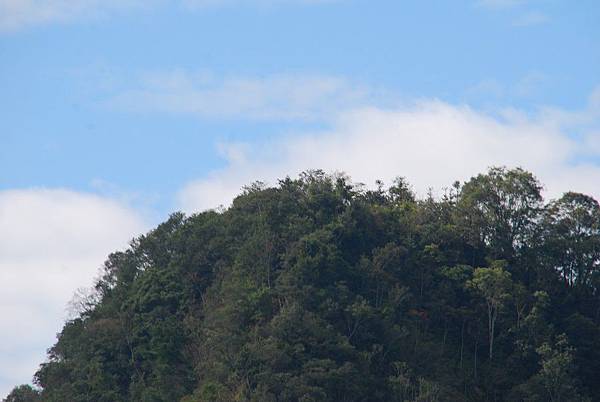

{"left": 458, "top": 167, "right": 543, "bottom": 260}
{"left": 468, "top": 261, "right": 512, "bottom": 360}
{"left": 542, "top": 192, "right": 600, "bottom": 289}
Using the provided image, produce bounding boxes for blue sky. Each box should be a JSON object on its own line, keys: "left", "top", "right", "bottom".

{"left": 2, "top": 0, "right": 599, "bottom": 213}
{"left": 1, "top": 0, "right": 599, "bottom": 396}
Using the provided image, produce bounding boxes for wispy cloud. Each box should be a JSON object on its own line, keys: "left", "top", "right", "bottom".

{"left": 0, "top": 189, "right": 146, "bottom": 396}
{"left": 476, "top": 0, "right": 549, "bottom": 27}
{"left": 512, "top": 11, "right": 549, "bottom": 26}
{"left": 476, "top": 0, "right": 528, "bottom": 9}
{"left": 513, "top": 71, "right": 547, "bottom": 96}
{"left": 0, "top": 0, "right": 336, "bottom": 32}
{"left": 178, "top": 88, "right": 600, "bottom": 213}
{"left": 0, "top": 0, "right": 149, "bottom": 32}
{"left": 108, "top": 70, "right": 379, "bottom": 121}
{"left": 467, "top": 71, "right": 548, "bottom": 100}
{"left": 182, "top": 0, "right": 337, "bottom": 9}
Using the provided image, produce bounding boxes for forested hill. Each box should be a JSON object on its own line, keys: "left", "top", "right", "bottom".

{"left": 6, "top": 167, "right": 600, "bottom": 402}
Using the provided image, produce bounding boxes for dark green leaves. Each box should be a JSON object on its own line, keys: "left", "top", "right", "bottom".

{"left": 21, "top": 168, "right": 600, "bottom": 402}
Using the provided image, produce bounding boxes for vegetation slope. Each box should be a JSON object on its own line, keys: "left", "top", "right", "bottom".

{"left": 5, "top": 167, "right": 600, "bottom": 402}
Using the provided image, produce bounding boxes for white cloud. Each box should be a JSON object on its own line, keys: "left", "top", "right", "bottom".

{"left": 582, "top": 132, "right": 600, "bottom": 155}
{"left": 0, "top": 189, "right": 146, "bottom": 397}
{"left": 109, "top": 70, "right": 377, "bottom": 121}
{"left": 178, "top": 93, "right": 600, "bottom": 213}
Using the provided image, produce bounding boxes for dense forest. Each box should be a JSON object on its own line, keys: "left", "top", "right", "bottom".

{"left": 6, "top": 167, "right": 600, "bottom": 402}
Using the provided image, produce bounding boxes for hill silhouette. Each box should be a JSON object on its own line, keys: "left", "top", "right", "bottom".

{"left": 5, "top": 167, "right": 600, "bottom": 402}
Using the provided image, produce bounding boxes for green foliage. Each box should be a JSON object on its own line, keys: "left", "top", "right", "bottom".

{"left": 458, "top": 166, "right": 543, "bottom": 259}
{"left": 10, "top": 167, "right": 600, "bottom": 401}
{"left": 387, "top": 362, "right": 441, "bottom": 402}
{"left": 3, "top": 385, "right": 40, "bottom": 402}
{"left": 468, "top": 262, "right": 513, "bottom": 360}
{"left": 536, "top": 334, "right": 578, "bottom": 402}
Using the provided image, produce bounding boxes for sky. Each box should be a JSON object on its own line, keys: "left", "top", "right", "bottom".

{"left": 1, "top": 0, "right": 599, "bottom": 396}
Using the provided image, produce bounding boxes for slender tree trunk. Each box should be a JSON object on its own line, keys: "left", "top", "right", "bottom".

{"left": 420, "top": 266, "right": 425, "bottom": 298}
{"left": 474, "top": 336, "right": 478, "bottom": 381}
{"left": 487, "top": 302, "right": 496, "bottom": 360}
{"left": 460, "top": 319, "right": 465, "bottom": 369}
{"left": 441, "top": 320, "right": 448, "bottom": 356}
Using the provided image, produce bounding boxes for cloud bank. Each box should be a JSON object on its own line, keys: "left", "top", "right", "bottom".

{"left": 0, "top": 189, "right": 146, "bottom": 396}
{"left": 178, "top": 92, "right": 600, "bottom": 213}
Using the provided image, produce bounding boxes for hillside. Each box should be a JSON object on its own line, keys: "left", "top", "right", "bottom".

{"left": 6, "top": 167, "right": 600, "bottom": 402}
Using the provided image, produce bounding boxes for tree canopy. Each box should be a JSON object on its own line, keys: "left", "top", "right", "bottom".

{"left": 6, "top": 167, "right": 600, "bottom": 402}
